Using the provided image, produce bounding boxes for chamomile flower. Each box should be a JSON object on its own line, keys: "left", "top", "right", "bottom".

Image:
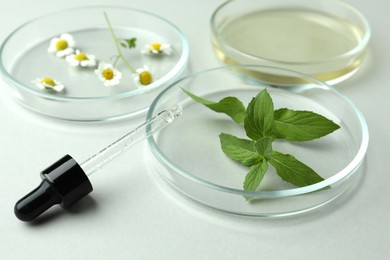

{"left": 32, "top": 77, "right": 65, "bottom": 92}
{"left": 141, "top": 42, "right": 172, "bottom": 55}
{"left": 133, "top": 66, "right": 153, "bottom": 87}
{"left": 48, "top": 33, "right": 76, "bottom": 57}
{"left": 95, "top": 62, "right": 122, "bottom": 87}
{"left": 66, "top": 50, "right": 97, "bottom": 67}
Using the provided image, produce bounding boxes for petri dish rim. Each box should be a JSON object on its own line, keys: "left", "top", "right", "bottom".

{"left": 210, "top": 0, "right": 371, "bottom": 66}
{"left": 0, "top": 5, "right": 190, "bottom": 102}
{"left": 146, "top": 65, "right": 369, "bottom": 199}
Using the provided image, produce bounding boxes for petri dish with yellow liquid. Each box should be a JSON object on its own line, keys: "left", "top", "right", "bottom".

{"left": 211, "top": 0, "right": 371, "bottom": 85}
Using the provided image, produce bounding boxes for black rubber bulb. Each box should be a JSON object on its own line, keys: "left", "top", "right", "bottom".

{"left": 14, "top": 155, "right": 93, "bottom": 222}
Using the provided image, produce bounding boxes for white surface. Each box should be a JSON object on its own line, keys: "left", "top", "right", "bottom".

{"left": 0, "top": 0, "right": 389, "bottom": 259}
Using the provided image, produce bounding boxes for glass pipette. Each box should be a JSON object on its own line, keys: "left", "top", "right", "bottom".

{"left": 81, "top": 105, "right": 183, "bottom": 176}
{"left": 14, "top": 105, "right": 183, "bottom": 222}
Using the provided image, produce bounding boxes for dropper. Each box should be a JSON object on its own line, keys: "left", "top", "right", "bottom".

{"left": 14, "top": 105, "right": 183, "bottom": 222}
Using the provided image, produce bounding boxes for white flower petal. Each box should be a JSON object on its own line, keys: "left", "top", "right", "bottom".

{"left": 52, "top": 84, "right": 65, "bottom": 92}
{"left": 56, "top": 48, "right": 74, "bottom": 57}
{"left": 162, "top": 43, "right": 172, "bottom": 55}
{"left": 60, "top": 33, "right": 75, "bottom": 47}
{"left": 48, "top": 34, "right": 76, "bottom": 57}
{"left": 133, "top": 66, "right": 154, "bottom": 88}
{"left": 32, "top": 78, "right": 65, "bottom": 92}
{"left": 95, "top": 62, "right": 122, "bottom": 87}
{"left": 66, "top": 51, "right": 96, "bottom": 67}
{"left": 142, "top": 42, "right": 172, "bottom": 55}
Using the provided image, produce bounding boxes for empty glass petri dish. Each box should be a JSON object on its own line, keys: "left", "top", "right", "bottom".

{"left": 211, "top": 0, "right": 371, "bottom": 85}
{"left": 146, "top": 65, "right": 369, "bottom": 217}
{"left": 0, "top": 6, "right": 189, "bottom": 121}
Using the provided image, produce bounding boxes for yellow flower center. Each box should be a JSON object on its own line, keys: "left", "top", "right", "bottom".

{"left": 40, "top": 77, "right": 56, "bottom": 86}
{"left": 139, "top": 71, "right": 153, "bottom": 85}
{"left": 55, "top": 39, "right": 69, "bottom": 51}
{"left": 102, "top": 69, "right": 114, "bottom": 80}
{"left": 75, "top": 52, "right": 89, "bottom": 61}
{"left": 150, "top": 42, "right": 162, "bottom": 52}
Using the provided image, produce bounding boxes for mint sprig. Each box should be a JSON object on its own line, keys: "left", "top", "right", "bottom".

{"left": 183, "top": 88, "right": 340, "bottom": 192}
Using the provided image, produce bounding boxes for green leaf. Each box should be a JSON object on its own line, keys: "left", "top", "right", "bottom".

{"left": 269, "top": 151, "right": 324, "bottom": 187}
{"left": 244, "top": 89, "right": 276, "bottom": 140}
{"left": 219, "top": 133, "right": 261, "bottom": 167}
{"left": 274, "top": 108, "right": 340, "bottom": 141}
{"left": 119, "top": 37, "right": 137, "bottom": 49}
{"left": 125, "top": 38, "right": 137, "bottom": 48}
{"left": 243, "top": 160, "right": 268, "bottom": 191}
{"left": 182, "top": 88, "right": 246, "bottom": 124}
{"left": 254, "top": 137, "right": 273, "bottom": 160}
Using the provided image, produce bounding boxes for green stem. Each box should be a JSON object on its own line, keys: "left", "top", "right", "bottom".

{"left": 113, "top": 55, "right": 120, "bottom": 67}
{"left": 104, "top": 12, "right": 135, "bottom": 73}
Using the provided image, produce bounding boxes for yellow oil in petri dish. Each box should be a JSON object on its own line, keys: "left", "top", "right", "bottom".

{"left": 211, "top": 0, "right": 371, "bottom": 85}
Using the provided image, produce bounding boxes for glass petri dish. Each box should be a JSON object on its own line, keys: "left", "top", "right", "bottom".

{"left": 0, "top": 6, "right": 189, "bottom": 121}
{"left": 211, "top": 0, "right": 371, "bottom": 85}
{"left": 146, "top": 65, "right": 369, "bottom": 217}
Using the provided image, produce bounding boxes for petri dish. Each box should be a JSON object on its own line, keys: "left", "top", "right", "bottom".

{"left": 211, "top": 0, "right": 371, "bottom": 85}
{"left": 146, "top": 65, "right": 369, "bottom": 217}
{"left": 0, "top": 6, "right": 189, "bottom": 121}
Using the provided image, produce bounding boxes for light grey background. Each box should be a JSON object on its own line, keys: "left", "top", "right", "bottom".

{"left": 0, "top": 0, "right": 388, "bottom": 259}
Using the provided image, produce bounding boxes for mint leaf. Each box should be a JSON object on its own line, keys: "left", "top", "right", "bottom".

{"left": 244, "top": 89, "right": 276, "bottom": 140}
{"left": 269, "top": 150, "right": 324, "bottom": 187}
{"left": 182, "top": 88, "right": 246, "bottom": 124}
{"left": 254, "top": 137, "right": 273, "bottom": 160}
{"left": 219, "top": 133, "right": 261, "bottom": 167}
{"left": 275, "top": 108, "right": 340, "bottom": 141}
{"left": 243, "top": 160, "right": 268, "bottom": 191}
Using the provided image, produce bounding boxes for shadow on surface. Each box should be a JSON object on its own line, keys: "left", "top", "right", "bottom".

{"left": 27, "top": 196, "right": 98, "bottom": 226}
